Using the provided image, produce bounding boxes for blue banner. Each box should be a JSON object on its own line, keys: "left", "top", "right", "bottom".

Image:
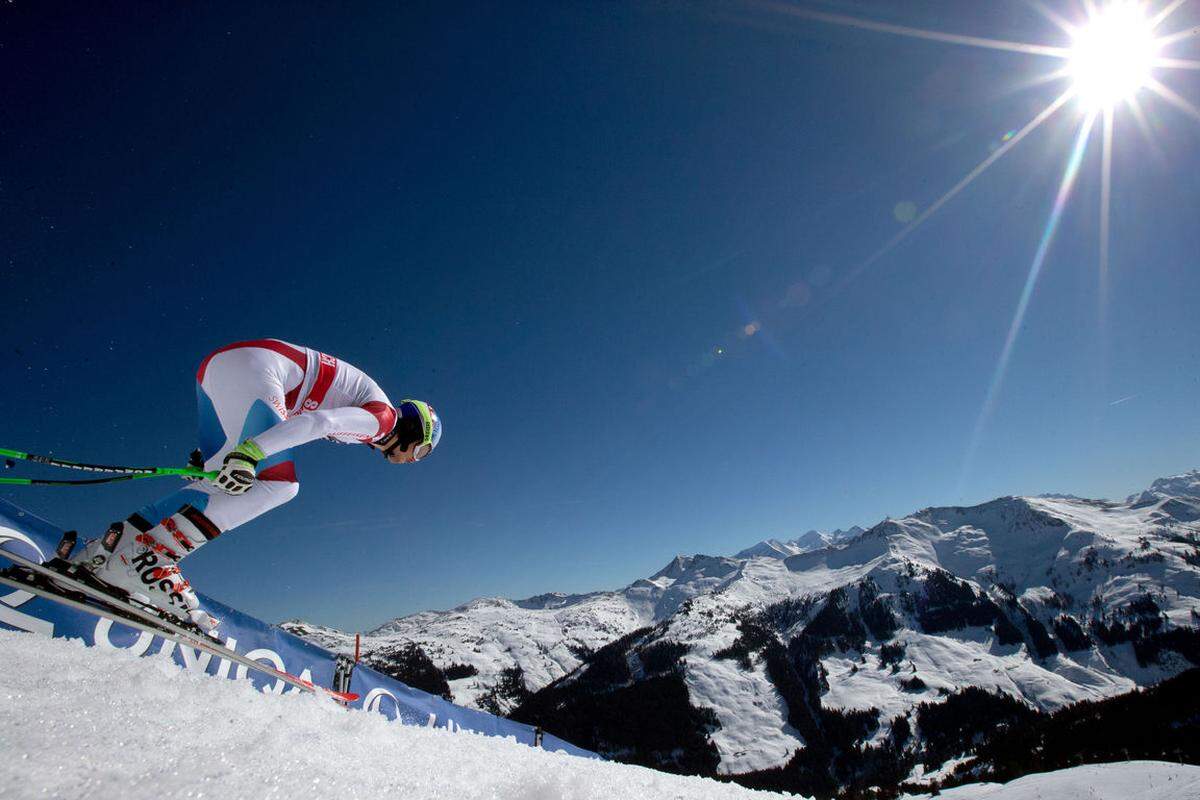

{"left": 0, "top": 499, "right": 594, "bottom": 759}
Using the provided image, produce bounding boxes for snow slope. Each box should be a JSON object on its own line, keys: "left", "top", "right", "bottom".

{"left": 0, "top": 629, "right": 797, "bottom": 800}
{"left": 900, "top": 762, "right": 1200, "bottom": 800}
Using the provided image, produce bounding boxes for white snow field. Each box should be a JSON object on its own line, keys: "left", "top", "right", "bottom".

{"left": 901, "top": 761, "right": 1200, "bottom": 800}
{"left": 0, "top": 630, "right": 799, "bottom": 800}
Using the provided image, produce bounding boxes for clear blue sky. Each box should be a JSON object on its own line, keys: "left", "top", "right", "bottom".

{"left": 2, "top": 2, "right": 1198, "bottom": 630}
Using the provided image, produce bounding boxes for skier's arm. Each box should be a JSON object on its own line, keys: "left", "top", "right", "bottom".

{"left": 251, "top": 405, "right": 392, "bottom": 457}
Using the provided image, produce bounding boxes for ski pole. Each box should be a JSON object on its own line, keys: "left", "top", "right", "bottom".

{"left": 0, "top": 473, "right": 214, "bottom": 486}
{"left": 0, "top": 447, "right": 217, "bottom": 485}
{"left": 1, "top": 446, "right": 195, "bottom": 475}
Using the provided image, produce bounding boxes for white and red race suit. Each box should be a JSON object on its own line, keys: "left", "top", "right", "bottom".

{"left": 133, "top": 339, "right": 397, "bottom": 537}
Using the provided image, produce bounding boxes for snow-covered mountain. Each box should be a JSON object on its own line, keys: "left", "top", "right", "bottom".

{"left": 285, "top": 470, "right": 1200, "bottom": 794}
{"left": 284, "top": 530, "right": 865, "bottom": 708}
{"left": 735, "top": 528, "right": 866, "bottom": 560}
{"left": 624, "top": 488, "right": 1200, "bottom": 770}
{"left": 1126, "top": 469, "right": 1200, "bottom": 508}
{"left": 284, "top": 553, "right": 747, "bottom": 710}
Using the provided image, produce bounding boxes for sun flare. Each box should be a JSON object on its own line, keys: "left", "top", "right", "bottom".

{"left": 775, "top": 0, "right": 1200, "bottom": 489}
{"left": 1068, "top": 2, "right": 1159, "bottom": 109}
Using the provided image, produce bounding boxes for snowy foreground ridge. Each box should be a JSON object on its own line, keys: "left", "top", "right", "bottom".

{"left": 0, "top": 630, "right": 794, "bottom": 800}
{"left": 0, "top": 498, "right": 594, "bottom": 759}
{"left": 2, "top": 631, "right": 1197, "bottom": 800}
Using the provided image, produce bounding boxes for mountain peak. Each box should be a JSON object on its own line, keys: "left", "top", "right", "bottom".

{"left": 514, "top": 591, "right": 600, "bottom": 610}
{"left": 734, "top": 538, "right": 805, "bottom": 560}
{"left": 1127, "top": 469, "right": 1200, "bottom": 505}
{"left": 650, "top": 554, "right": 740, "bottom": 582}
{"left": 735, "top": 526, "right": 866, "bottom": 560}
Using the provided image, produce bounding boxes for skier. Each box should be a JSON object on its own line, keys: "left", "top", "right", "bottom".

{"left": 69, "top": 339, "right": 441, "bottom": 633}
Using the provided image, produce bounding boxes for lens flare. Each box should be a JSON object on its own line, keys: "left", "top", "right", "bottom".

{"left": 1068, "top": 2, "right": 1159, "bottom": 109}
{"left": 754, "top": 0, "right": 1200, "bottom": 489}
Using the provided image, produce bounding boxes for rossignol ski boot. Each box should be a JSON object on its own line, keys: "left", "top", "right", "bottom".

{"left": 72, "top": 505, "right": 221, "bottom": 634}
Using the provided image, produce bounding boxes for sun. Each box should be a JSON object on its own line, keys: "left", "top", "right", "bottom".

{"left": 1068, "top": 2, "right": 1159, "bottom": 110}
{"left": 769, "top": 0, "right": 1200, "bottom": 489}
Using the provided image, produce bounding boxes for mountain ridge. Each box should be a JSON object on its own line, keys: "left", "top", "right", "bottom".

{"left": 284, "top": 469, "right": 1200, "bottom": 794}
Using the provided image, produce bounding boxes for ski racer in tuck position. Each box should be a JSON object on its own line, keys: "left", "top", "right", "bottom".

{"left": 70, "top": 339, "right": 442, "bottom": 633}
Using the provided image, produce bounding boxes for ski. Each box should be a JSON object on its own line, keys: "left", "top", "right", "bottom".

{"left": 0, "top": 547, "right": 358, "bottom": 704}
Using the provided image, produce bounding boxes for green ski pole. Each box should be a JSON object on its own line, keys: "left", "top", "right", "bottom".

{"left": 0, "top": 473, "right": 213, "bottom": 486}
{"left": 0, "top": 447, "right": 217, "bottom": 486}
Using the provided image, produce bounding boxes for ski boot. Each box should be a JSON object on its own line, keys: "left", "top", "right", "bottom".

{"left": 71, "top": 506, "right": 222, "bottom": 634}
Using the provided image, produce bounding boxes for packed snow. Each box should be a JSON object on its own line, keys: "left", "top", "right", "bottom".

{"left": 900, "top": 761, "right": 1200, "bottom": 800}
{"left": 0, "top": 630, "right": 799, "bottom": 800}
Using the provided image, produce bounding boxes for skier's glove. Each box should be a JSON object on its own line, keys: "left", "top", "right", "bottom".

{"left": 215, "top": 439, "right": 264, "bottom": 496}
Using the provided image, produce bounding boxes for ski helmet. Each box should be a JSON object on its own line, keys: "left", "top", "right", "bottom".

{"left": 381, "top": 399, "right": 441, "bottom": 461}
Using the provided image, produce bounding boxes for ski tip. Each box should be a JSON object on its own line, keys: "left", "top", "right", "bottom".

{"left": 297, "top": 677, "right": 358, "bottom": 703}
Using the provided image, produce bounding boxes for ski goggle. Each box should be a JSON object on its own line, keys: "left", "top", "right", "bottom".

{"left": 381, "top": 400, "right": 440, "bottom": 461}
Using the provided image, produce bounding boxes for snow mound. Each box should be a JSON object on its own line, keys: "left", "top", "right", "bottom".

{"left": 901, "top": 761, "right": 1200, "bottom": 800}
{"left": 0, "top": 630, "right": 796, "bottom": 800}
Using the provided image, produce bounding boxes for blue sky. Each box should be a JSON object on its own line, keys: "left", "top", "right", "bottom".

{"left": 2, "top": 1, "right": 1198, "bottom": 630}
